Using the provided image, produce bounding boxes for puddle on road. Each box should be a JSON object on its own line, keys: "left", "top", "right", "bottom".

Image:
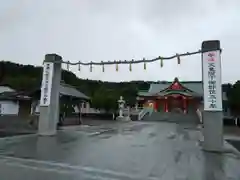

{"left": 226, "top": 140, "right": 240, "bottom": 152}
{"left": 87, "top": 128, "right": 119, "bottom": 140}
{"left": 174, "top": 150, "right": 183, "bottom": 163}
{"left": 131, "top": 144, "right": 146, "bottom": 148}
{"left": 148, "top": 132, "right": 156, "bottom": 138}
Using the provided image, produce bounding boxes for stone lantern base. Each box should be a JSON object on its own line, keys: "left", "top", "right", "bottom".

{"left": 116, "top": 116, "right": 131, "bottom": 121}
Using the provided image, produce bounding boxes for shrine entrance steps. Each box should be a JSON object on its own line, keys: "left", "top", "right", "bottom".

{"left": 142, "top": 111, "right": 200, "bottom": 124}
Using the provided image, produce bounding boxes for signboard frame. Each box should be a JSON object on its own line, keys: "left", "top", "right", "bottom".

{"left": 202, "top": 50, "right": 222, "bottom": 111}
{"left": 40, "top": 62, "right": 54, "bottom": 106}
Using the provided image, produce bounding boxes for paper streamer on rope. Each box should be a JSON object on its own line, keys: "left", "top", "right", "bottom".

{"left": 67, "top": 61, "right": 70, "bottom": 70}
{"left": 78, "top": 61, "right": 81, "bottom": 71}
{"left": 160, "top": 57, "right": 163, "bottom": 67}
{"left": 115, "top": 61, "right": 118, "bottom": 71}
{"left": 90, "top": 62, "right": 93, "bottom": 72}
{"left": 102, "top": 61, "right": 104, "bottom": 72}
{"left": 177, "top": 54, "right": 181, "bottom": 64}
{"left": 143, "top": 58, "right": 146, "bottom": 70}
{"left": 129, "top": 59, "right": 133, "bottom": 72}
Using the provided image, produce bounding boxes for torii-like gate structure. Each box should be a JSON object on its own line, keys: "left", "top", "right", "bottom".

{"left": 38, "top": 40, "right": 223, "bottom": 153}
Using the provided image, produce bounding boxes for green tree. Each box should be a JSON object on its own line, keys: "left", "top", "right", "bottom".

{"left": 91, "top": 88, "right": 119, "bottom": 112}
{"left": 0, "top": 60, "right": 150, "bottom": 112}
{"left": 91, "top": 91, "right": 104, "bottom": 110}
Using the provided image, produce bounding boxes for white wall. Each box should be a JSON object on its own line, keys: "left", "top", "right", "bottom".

{"left": 0, "top": 100, "right": 19, "bottom": 115}
{"left": 30, "top": 100, "right": 40, "bottom": 114}
{"left": 31, "top": 101, "right": 101, "bottom": 114}
{"left": 0, "top": 86, "right": 19, "bottom": 115}
{"left": 0, "top": 86, "right": 15, "bottom": 93}
{"left": 222, "top": 92, "right": 228, "bottom": 101}
{"left": 80, "top": 102, "right": 100, "bottom": 114}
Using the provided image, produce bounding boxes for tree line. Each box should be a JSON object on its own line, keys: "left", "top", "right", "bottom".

{"left": 0, "top": 61, "right": 150, "bottom": 111}
{"left": 0, "top": 61, "right": 240, "bottom": 114}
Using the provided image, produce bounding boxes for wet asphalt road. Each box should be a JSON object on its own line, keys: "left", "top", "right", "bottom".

{"left": 0, "top": 121, "right": 240, "bottom": 180}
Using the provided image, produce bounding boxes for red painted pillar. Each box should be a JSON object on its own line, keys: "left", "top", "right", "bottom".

{"left": 165, "top": 97, "right": 169, "bottom": 112}
{"left": 154, "top": 101, "right": 157, "bottom": 111}
{"left": 164, "top": 98, "right": 166, "bottom": 112}
{"left": 155, "top": 100, "right": 158, "bottom": 111}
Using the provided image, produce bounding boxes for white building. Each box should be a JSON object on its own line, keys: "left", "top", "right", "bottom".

{"left": 0, "top": 85, "right": 15, "bottom": 94}
{"left": 29, "top": 82, "right": 98, "bottom": 115}
{"left": 0, "top": 83, "right": 100, "bottom": 116}
{"left": 0, "top": 86, "right": 18, "bottom": 115}
{"left": 0, "top": 85, "right": 31, "bottom": 116}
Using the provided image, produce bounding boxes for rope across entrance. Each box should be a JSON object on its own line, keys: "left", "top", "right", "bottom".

{"left": 58, "top": 48, "right": 221, "bottom": 72}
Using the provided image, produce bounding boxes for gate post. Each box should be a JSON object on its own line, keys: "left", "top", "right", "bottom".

{"left": 202, "top": 40, "right": 223, "bottom": 152}
{"left": 38, "top": 54, "right": 62, "bottom": 136}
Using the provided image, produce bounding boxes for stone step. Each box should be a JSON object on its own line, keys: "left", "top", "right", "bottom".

{"left": 143, "top": 112, "right": 200, "bottom": 124}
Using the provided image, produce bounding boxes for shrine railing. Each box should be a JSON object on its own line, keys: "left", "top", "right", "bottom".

{"left": 196, "top": 109, "right": 203, "bottom": 124}
{"left": 122, "top": 107, "right": 143, "bottom": 115}
{"left": 138, "top": 107, "right": 153, "bottom": 120}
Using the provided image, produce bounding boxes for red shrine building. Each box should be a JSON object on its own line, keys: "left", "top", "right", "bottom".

{"left": 137, "top": 78, "right": 203, "bottom": 114}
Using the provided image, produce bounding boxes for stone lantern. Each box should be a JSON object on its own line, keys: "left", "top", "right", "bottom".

{"left": 118, "top": 96, "right": 125, "bottom": 118}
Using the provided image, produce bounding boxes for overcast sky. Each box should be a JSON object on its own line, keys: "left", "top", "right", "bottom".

{"left": 0, "top": 0, "right": 240, "bottom": 83}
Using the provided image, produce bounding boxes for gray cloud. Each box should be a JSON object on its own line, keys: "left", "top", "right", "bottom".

{"left": 0, "top": 0, "right": 240, "bottom": 83}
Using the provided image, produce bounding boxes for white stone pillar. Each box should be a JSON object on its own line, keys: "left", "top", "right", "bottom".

{"left": 38, "top": 54, "right": 62, "bottom": 136}
{"left": 202, "top": 40, "right": 223, "bottom": 152}
{"left": 119, "top": 108, "right": 123, "bottom": 117}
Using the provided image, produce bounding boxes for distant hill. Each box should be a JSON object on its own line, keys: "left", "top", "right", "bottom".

{"left": 0, "top": 61, "right": 150, "bottom": 92}
{"left": 0, "top": 61, "right": 150, "bottom": 109}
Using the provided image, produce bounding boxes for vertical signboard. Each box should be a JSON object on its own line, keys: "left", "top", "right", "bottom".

{"left": 40, "top": 62, "right": 54, "bottom": 106}
{"left": 202, "top": 50, "right": 222, "bottom": 111}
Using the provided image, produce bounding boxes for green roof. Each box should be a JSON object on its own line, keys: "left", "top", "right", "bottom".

{"left": 158, "top": 90, "right": 201, "bottom": 97}
{"left": 137, "top": 78, "right": 203, "bottom": 97}
{"left": 138, "top": 91, "right": 155, "bottom": 96}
